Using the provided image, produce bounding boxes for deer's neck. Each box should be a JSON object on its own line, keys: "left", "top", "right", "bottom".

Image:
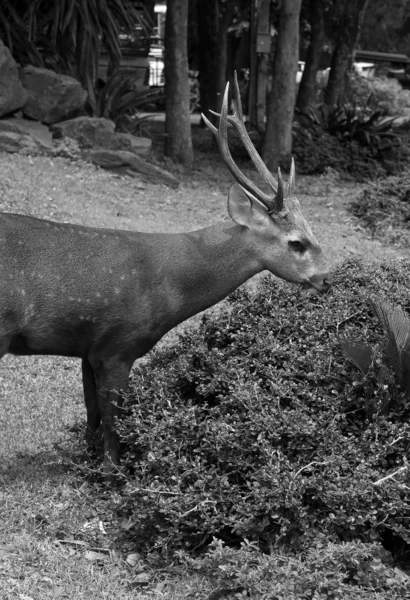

{"left": 152, "top": 223, "right": 262, "bottom": 328}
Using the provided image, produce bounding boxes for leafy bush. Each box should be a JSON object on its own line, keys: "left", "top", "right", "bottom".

{"left": 292, "top": 122, "right": 396, "bottom": 179}
{"left": 300, "top": 102, "right": 400, "bottom": 150}
{"left": 348, "top": 74, "right": 410, "bottom": 117}
{"left": 349, "top": 173, "right": 410, "bottom": 248}
{"left": 116, "top": 260, "right": 410, "bottom": 567}
{"left": 0, "top": 0, "right": 150, "bottom": 112}
{"left": 96, "top": 73, "right": 164, "bottom": 135}
{"left": 292, "top": 122, "right": 351, "bottom": 175}
{"left": 178, "top": 538, "right": 409, "bottom": 599}
{"left": 294, "top": 99, "right": 410, "bottom": 179}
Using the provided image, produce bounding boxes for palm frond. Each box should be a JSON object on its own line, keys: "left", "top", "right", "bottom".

{"left": 371, "top": 298, "right": 410, "bottom": 386}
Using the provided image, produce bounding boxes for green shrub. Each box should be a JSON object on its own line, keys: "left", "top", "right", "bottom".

{"left": 292, "top": 122, "right": 351, "bottom": 175}
{"left": 178, "top": 538, "right": 409, "bottom": 599}
{"left": 349, "top": 173, "right": 410, "bottom": 248}
{"left": 96, "top": 73, "right": 164, "bottom": 135}
{"left": 348, "top": 74, "right": 410, "bottom": 117}
{"left": 115, "top": 259, "right": 410, "bottom": 566}
{"left": 292, "top": 121, "right": 404, "bottom": 179}
{"left": 294, "top": 100, "right": 410, "bottom": 179}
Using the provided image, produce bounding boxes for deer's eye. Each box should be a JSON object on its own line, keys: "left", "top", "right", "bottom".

{"left": 288, "top": 240, "right": 305, "bottom": 253}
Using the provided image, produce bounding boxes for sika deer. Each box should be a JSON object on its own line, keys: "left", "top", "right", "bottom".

{"left": 0, "top": 75, "right": 331, "bottom": 473}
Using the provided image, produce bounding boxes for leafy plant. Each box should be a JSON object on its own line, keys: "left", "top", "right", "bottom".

{"left": 294, "top": 98, "right": 410, "bottom": 179}
{"left": 114, "top": 260, "right": 410, "bottom": 563}
{"left": 341, "top": 298, "right": 410, "bottom": 404}
{"left": 349, "top": 173, "right": 410, "bottom": 247}
{"left": 348, "top": 73, "right": 410, "bottom": 117}
{"left": 0, "top": 0, "right": 152, "bottom": 111}
{"left": 96, "top": 72, "right": 164, "bottom": 134}
{"left": 176, "top": 538, "right": 409, "bottom": 600}
{"left": 0, "top": 0, "right": 44, "bottom": 66}
{"left": 299, "top": 101, "right": 402, "bottom": 155}
{"left": 371, "top": 299, "right": 410, "bottom": 398}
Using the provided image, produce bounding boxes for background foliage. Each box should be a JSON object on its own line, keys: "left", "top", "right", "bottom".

{"left": 293, "top": 73, "right": 410, "bottom": 178}
{"left": 0, "top": 0, "right": 151, "bottom": 111}
{"left": 349, "top": 173, "right": 410, "bottom": 248}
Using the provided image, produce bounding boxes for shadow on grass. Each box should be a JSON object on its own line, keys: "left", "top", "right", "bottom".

{"left": 0, "top": 445, "right": 84, "bottom": 486}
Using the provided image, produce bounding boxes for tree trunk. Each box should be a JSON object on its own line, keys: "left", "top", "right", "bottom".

{"left": 215, "top": 3, "right": 232, "bottom": 112}
{"left": 261, "top": 0, "right": 302, "bottom": 172}
{"left": 197, "top": 0, "right": 232, "bottom": 125}
{"left": 197, "top": 0, "right": 219, "bottom": 122}
{"left": 324, "top": 0, "right": 369, "bottom": 107}
{"left": 164, "top": 0, "right": 194, "bottom": 166}
{"left": 297, "top": 0, "right": 326, "bottom": 112}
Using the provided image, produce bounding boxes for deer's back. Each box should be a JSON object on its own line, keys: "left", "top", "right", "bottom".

{"left": 0, "top": 213, "right": 167, "bottom": 359}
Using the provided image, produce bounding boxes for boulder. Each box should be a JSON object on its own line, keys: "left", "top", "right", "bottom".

{"left": 0, "top": 117, "right": 53, "bottom": 153}
{"left": 0, "top": 40, "right": 28, "bottom": 117}
{"left": 85, "top": 149, "right": 179, "bottom": 188}
{"left": 51, "top": 116, "right": 152, "bottom": 155}
{"left": 20, "top": 66, "right": 86, "bottom": 125}
{"left": 116, "top": 132, "right": 152, "bottom": 155}
{"left": 0, "top": 130, "right": 39, "bottom": 154}
{"left": 51, "top": 116, "right": 116, "bottom": 147}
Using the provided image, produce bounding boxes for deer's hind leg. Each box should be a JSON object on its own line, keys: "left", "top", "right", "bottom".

{"left": 82, "top": 358, "right": 102, "bottom": 451}
{"left": 88, "top": 354, "right": 132, "bottom": 473}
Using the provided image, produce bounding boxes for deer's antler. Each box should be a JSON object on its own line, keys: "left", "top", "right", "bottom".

{"left": 202, "top": 72, "right": 295, "bottom": 214}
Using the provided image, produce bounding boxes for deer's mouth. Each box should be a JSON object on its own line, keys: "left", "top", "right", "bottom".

{"left": 302, "top": 277, "right": 331, "bottom": 294}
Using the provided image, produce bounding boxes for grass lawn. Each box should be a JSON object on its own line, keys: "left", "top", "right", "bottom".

{"left": 0, "top": 134, "right": 406, "bottom": 598}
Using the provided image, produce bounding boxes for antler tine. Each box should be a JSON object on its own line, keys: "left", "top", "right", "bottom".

{"left": 231, "top": 70, "right": 244, "bottom": 122}
{"left": 289, "top": 158, "right": 295, "bottom": 196}
{"left": 203, "top": 82, "right": 274, "bottom": 209}
{"left": 211, "top": 72, "right": 279, "bottom": 193}
{"left": 276, "top": 167, "right": 285, "bottom": 212}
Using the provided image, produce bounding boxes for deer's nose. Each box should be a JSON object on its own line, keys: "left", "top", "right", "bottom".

{"left": 322, "top": 274, "right": 332, "bottom": 291}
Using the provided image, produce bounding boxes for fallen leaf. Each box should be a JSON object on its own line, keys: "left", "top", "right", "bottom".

{"left": 126, "top": 552, "right": 142, "bottom": 567}
{"left": 85, "top": 551, "right": 108, "bottom": 562}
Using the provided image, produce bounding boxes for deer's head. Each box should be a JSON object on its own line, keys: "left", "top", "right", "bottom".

{"left": 203, "top": 74, "right": 331, "bottom": 294}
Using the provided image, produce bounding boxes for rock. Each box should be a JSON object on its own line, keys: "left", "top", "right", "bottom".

{"left": 51, "top": 116, "right": 152, "bottom": 155}
{"left": 0, "top": 130, "right": 39, "bottom": 153}
{"left": 85, "top": 149, "right": 179, "bottom": 188}
{"left": 20, "top": 66, "right": 86, "bottom": 125}
{"left": 0, "top": 117, "right": 53, "bottom": 152}
{"left": 0, "top": 40, "right": 28, "bottom": 117}
{"left": 115, "top": 131, "right": 152, "bottom": 155}
{"left": 51, "top": 117, "right": 116, "bottom": 147}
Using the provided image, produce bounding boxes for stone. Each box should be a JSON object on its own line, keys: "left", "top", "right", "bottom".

{"left": 0, "top": 117, "right": 53, "bottom": 152}
{"left": 51, "top": 116, "right": 152, "bottom": 155}
{"left": 20, "top": 66, "right": 86, "bottom": 125}
{"left": 0, "top": 40, "right": 28, "bottom": 117}
{"left": 51, "top": 116, "right": 116, "bottom": 148}
{"left": 115, "top": 131, "right": 152, "bottom": 155}
{"left": 0, "top": 130, "right": 39, "bottom": 153}
{"left": 85, "top": 149, "right": 179, "bottom": 187}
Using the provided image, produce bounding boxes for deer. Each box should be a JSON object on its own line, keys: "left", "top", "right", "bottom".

{"left": 0, "top": 74, "right": 331, "bottom": 475}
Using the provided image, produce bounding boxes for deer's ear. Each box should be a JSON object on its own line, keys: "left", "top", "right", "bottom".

{"left": 228, "top": 183, "right": 271, "bottom": 228}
